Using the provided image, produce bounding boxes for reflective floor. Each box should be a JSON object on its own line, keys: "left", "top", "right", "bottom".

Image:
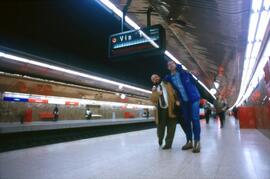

{"left": 0, "top": 117, "right": 270, "bottom": 179}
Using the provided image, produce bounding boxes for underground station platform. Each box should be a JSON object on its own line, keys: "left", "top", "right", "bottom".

{"left": 1, "top": 0, "right": 270, "bottom": 179}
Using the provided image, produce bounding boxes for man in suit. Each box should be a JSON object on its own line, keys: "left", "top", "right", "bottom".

{"left": 165, "top": 60, "right": 201, "bottom": 153}
{"left": 214, "top": 95, "right": 227, "bottom": 128}
{"left": 150, "top": 74, "right": 179, "bottom": 149}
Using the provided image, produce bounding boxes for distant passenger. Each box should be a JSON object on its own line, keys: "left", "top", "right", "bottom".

{"left": 150, "top": 74, "right": 178, "bottom": 149}
{"left": 53, "top": 105, "right": 59, "bottom": 121}
{"left": 204, "top": 102, "right": 212, "bottom": 124}
{"left": 232, "top": 107, "right": 238, "bottom": 119}
{"left": 142, "top": 109, "right": 150, "bottom": 118}
{"left": 85, "top": 107, "right": 92, "bottom": 120}
{"left": 214, "top": 95, "right": 227, "bottom": 128}
{"left": 165, "top": 60, "right": 201, "bottom": 153}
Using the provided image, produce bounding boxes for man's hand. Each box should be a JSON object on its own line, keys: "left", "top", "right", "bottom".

{"left": 176, "top": 101, "right": 180, "bottom": 106}
{"left": 152, "top": 86, "right": 157, "bottom": 92}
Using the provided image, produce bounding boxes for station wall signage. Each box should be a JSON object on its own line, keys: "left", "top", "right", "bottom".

{"left": 3, "top": 97, "right": 28, "bottom": 102}
{"left": 65, "top": 101, "right": 79, "bottom": 106}
{"left": 108, "top": 24, "right": 166, "bottom": 59}
{"left": 28, "top": 98, "right": 48, "bottom": 104}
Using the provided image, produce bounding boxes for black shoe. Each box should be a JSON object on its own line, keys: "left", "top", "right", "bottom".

{"left": 159, "top": 140, "right": 163, "bottom": 147}
{"left": 192, "top": 141, "right": 200, "bottom": 153}
{"left": 162, "top": 145, "right": 171, "bottom": 150}
{"left": 181, "top": 140, "right": 193, "bottom": 150}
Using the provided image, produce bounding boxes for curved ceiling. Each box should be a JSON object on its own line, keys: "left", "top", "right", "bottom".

{"left": 111, "top": 0, "right": 251, "bottom": 105}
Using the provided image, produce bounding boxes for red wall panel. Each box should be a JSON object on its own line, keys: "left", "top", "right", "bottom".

{"left": 238, "top": 107, "right": 257, "bottom": 128}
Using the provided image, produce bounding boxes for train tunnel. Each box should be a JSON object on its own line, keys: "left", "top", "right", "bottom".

{"left": 0, "top": 0, "right": 270, "bottom": 179}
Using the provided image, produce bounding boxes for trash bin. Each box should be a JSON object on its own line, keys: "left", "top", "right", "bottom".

{"left": 24, "top": 108, "right": 33, "bottom": 122}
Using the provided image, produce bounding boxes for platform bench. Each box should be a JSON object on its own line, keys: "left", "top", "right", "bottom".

{"left": 39, "top": 112, "right": 55, "bottom": 120}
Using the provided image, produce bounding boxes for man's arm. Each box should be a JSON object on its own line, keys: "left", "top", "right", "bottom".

{"left": 150, "top": 91, "right": 160, "bottom": 105}
{"left": 167, "top": 82, "right": 180, "bottom": 106}
{"left": 177, "top": 64, "right": 198, "bottom": 84}
{"left": 150, "top": 86, "right": 162, "bottom": 105}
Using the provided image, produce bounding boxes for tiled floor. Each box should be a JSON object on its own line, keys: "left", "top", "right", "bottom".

{"left": 0, "top": 117, "right": 270, "bottom": 179}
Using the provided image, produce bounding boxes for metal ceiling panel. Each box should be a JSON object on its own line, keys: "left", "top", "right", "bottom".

{"left": 113, "top": 0, "right": 251, "bottom": 105}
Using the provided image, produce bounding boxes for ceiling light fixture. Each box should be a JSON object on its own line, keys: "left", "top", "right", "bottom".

{"left": 214, "top": 82, "right": 219, "bottom": 89}
{"left": 252, "top": 0, "right": 262, "bottom": 12}
{"left": 0, "top": 52, "right": 151, "bottom": 94}
{"left": 120, "top": 94, "right": 126, "bottom": 99}
{"left": 210, "top": 88, "right": 217, "bottom": 95}
{"left": 248, "top": 13, "right": 259, "bottom": 42}
{"left": 264, "top": 0, "right": 270, "bottom": 9}
{"left": 255, "top": 11, "right": 270, "bottom": 41}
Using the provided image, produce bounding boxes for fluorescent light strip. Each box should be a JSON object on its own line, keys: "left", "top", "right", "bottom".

{"left": 252, "top": 0, "right": 262, "bottom": 12}
{"left": 164, "top": 51, "right": 189, "bottom": 71}
{"left": 164, "top": 50, "right": 181, "bottom": 64}
{"left": 250, "top": 41, "right": 261, "bottom": 58}
{"left": 248, "top": 13, "right": 259, "bottom": 42}
{"left": 232, "top": 1, "right": 269, "bottom": 108}
{"left": 234, "top": 37, "right": 270, "bottom": 107}
{"left": 98, "top": 0, "right": 159, "bottom": 48}
{"left": 164, "top": 50, "right": 181, "bottom": 65}
{"left": 264, "top": 0, "right": 270, "bottom": 9}
{"left": 0, "top": 52, "right": 151, "bottom": 94}
{"left": 3, "top": 91, "right": 155, "bottom": 109}
{"left": 255, "top": 11, "right": 270, "bottom": 41}
{"left": 198, "top": 80, "right": 217, "bottom": 99}
{"left": 245, "top": 43, "right": 253, "bottom": 58}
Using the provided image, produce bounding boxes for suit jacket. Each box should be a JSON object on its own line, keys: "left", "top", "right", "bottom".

{"left": 150, "top": 81, "right": 178, "bottom": 124}
{"left": 214, "top": 99, "right": 227, "bottom": 114}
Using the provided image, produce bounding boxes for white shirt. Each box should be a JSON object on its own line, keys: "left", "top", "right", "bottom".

{"left": 157, "top": 82, "right": 169, "bottom": 109}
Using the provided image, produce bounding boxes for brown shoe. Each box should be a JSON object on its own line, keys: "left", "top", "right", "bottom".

{"left": 181, "top": 140, "right": 193, "bottom": 150}
{"left": 159, "top": 140, "right": 163, "bottom": 147}
{"left": 192, "top": 141, "right": 200, "bottom": 153}
{"left": 162, "top": 145, "right": 171, "bottom": 150}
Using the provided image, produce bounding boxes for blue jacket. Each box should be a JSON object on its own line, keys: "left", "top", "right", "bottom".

{"left": 165, "top": 65, "right": 200, "bottom": 103}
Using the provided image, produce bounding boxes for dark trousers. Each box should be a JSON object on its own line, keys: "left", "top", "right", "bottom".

{"left": 205, "top": 110, "right": 211, "bottom": 124}
{"left": 181, "top": 100, "right": 201, "bottom": 141}
{"left": 176, "top": 111, "right": 189, "bottom": 140}
{"left": 157, "top": 108, "right": 177, "bottom": 147}
{"left": 54, "top": 114, "right": 58, "bottom": 121}
{"left": 217, "top": 112, "right": 225, "bottom": 127}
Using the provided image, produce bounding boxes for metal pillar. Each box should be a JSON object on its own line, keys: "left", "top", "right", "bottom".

{"left": 121, "top": 0, "right": 132, "bottom": 32}
{"left": 147, "top": 7, "right": 153, "bottom": 27}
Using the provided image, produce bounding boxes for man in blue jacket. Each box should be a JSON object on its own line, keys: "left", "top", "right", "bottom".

{"left": 165, "top": 60, "right": 201, "bottom": 153}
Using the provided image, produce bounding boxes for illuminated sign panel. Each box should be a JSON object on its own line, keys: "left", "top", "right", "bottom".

{"left": 28, "top": 98, "right": 48, "bottom": 104}
{"left": 65, "top": 101, "right": 79, "bottom": 106}
{"left": 3, "top": 97, "right": 28, "bottom": 102}
{"left": 109, "top": 25, "right": 165, "bottom": 58}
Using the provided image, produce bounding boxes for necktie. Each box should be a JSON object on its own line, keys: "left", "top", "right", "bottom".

{"left": 159, "top": 85, "right": 166, "bottom": 107}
